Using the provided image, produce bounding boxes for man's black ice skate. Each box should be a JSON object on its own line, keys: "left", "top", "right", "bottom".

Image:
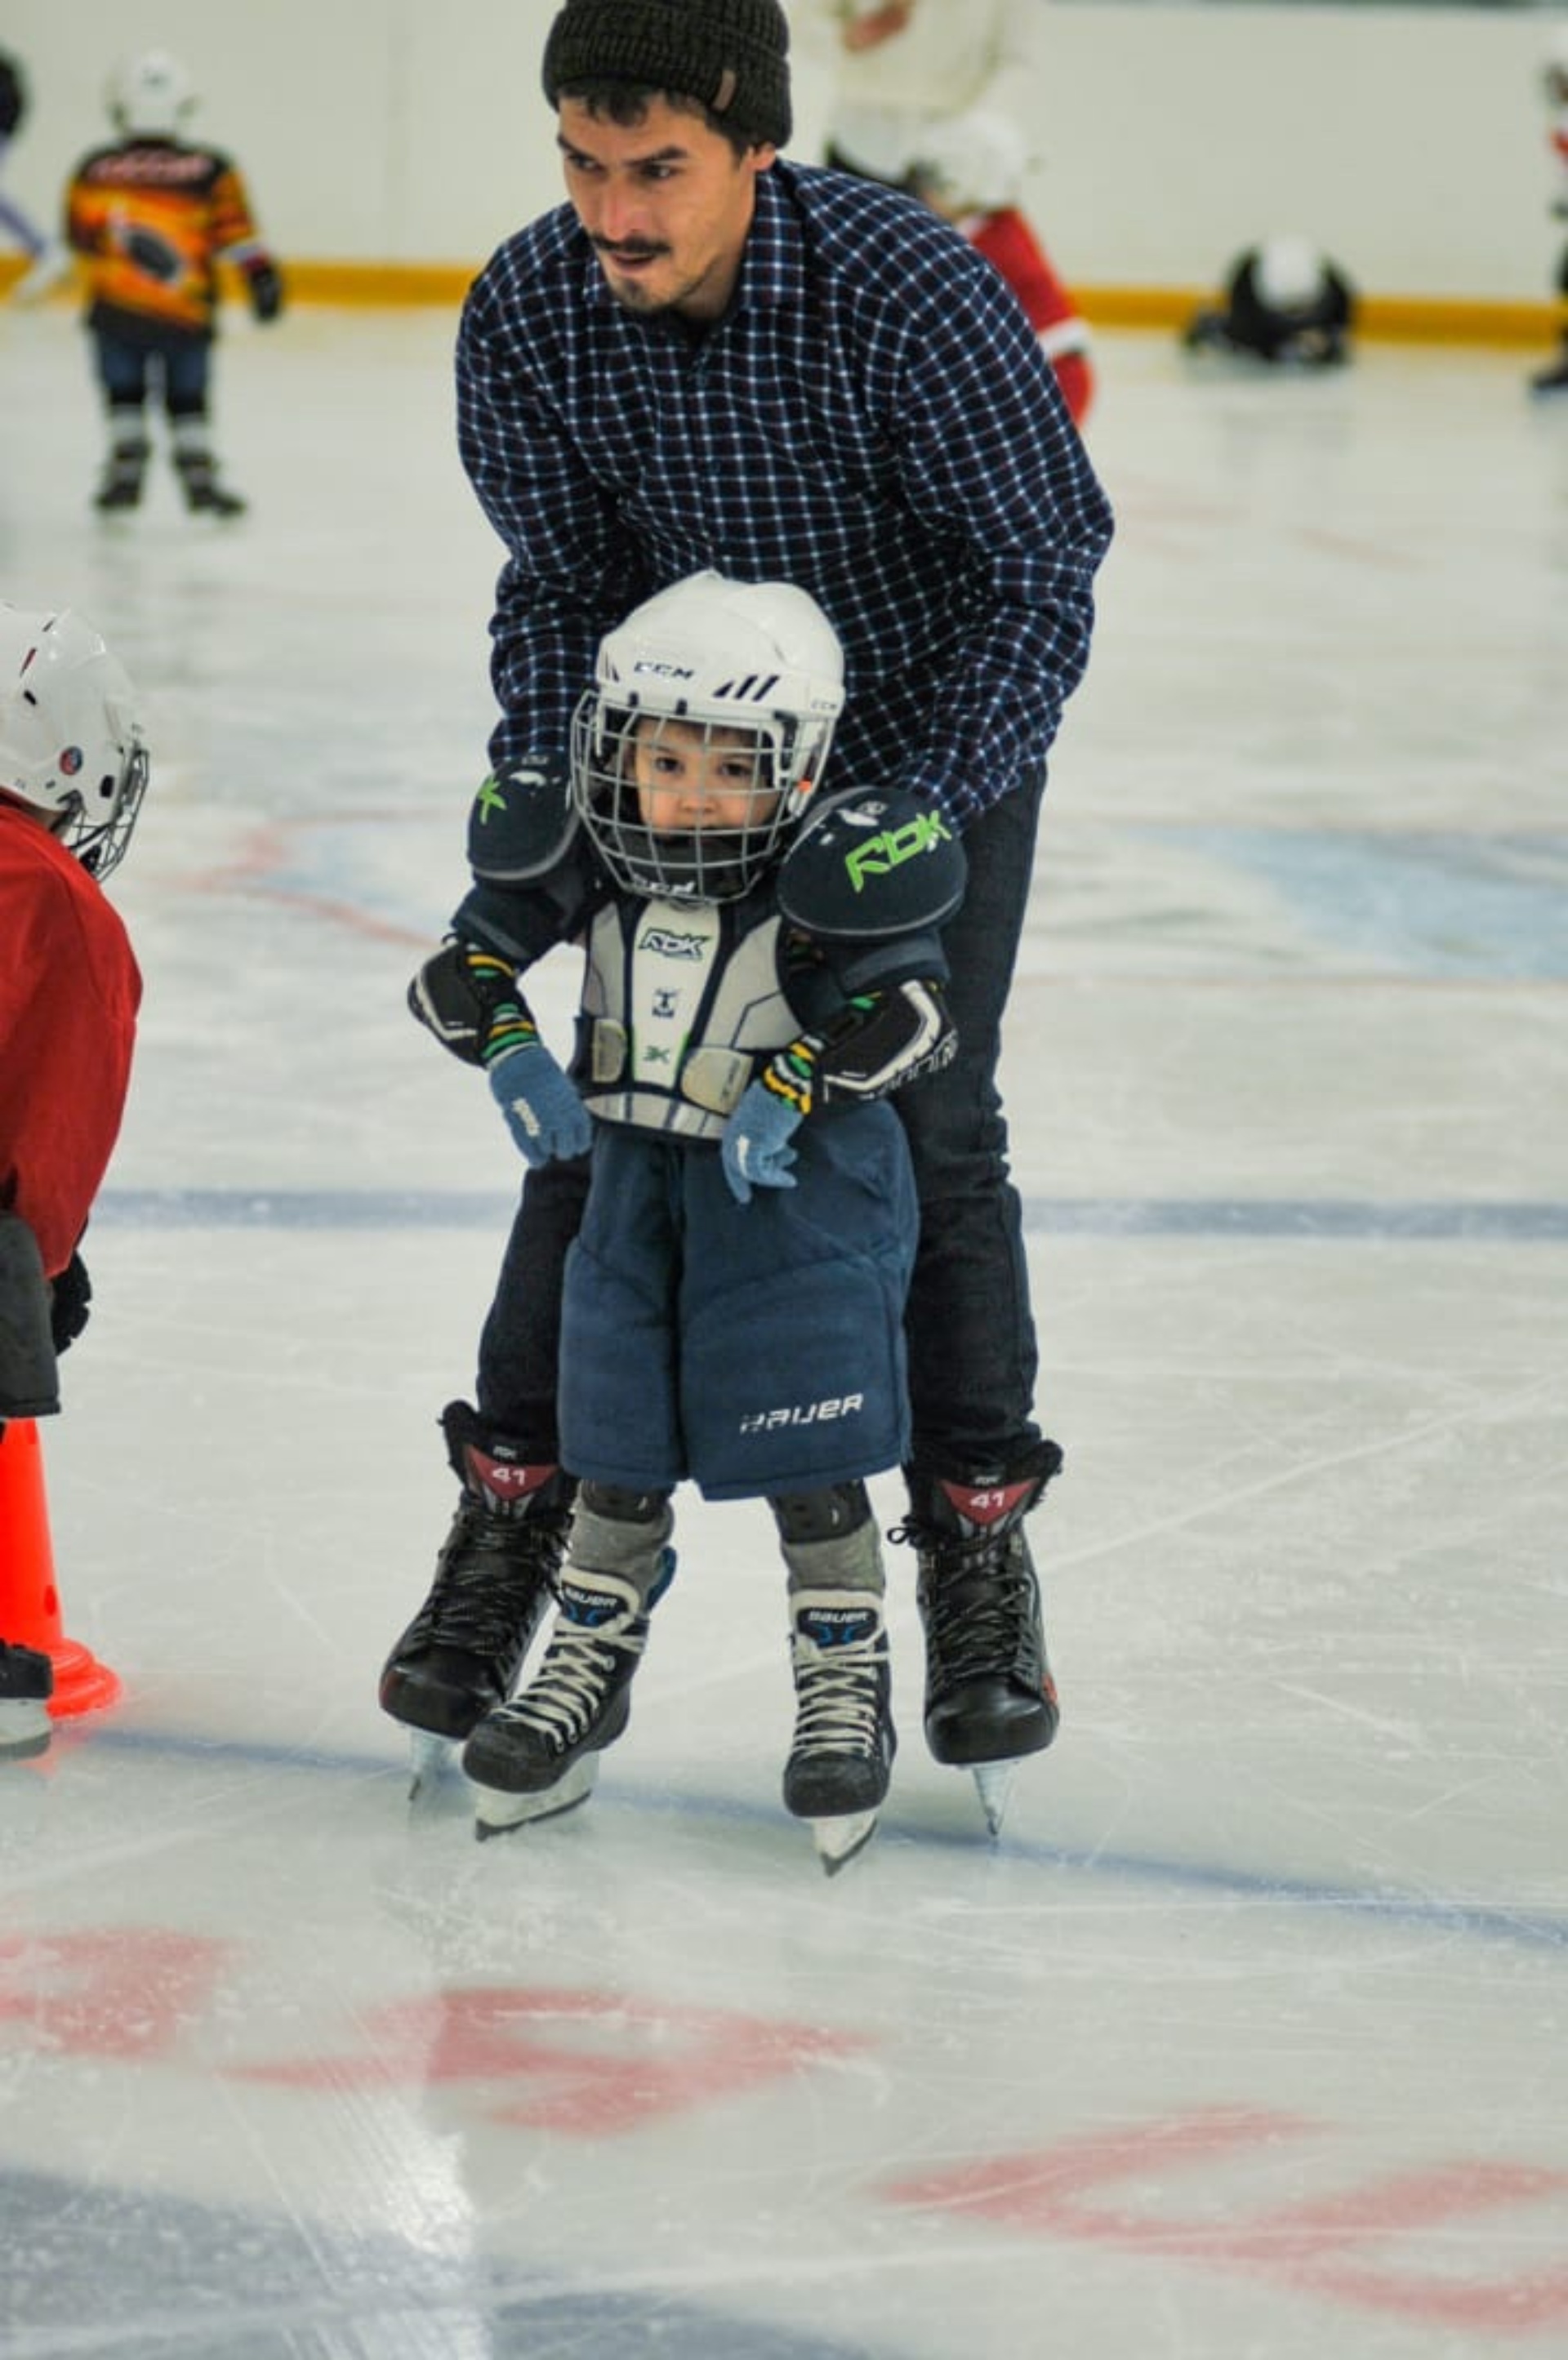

{"left": 898, "top": 1439, "right": 1063, "bottom": 1835}
{"left": 0, "top": 1640, "right": 54, "bottom": 1761}
{"left": 462, "top": 1541, "right": 675, "bottom": 1840}
{"left": 379, "top": 1401, "right": 573, "bottom": 1791}
{"left": 783, "top": 1592, "right": 895, "bottom": 1874}
{"left": 93, "top": 439, "right": 149, "bottom": 514}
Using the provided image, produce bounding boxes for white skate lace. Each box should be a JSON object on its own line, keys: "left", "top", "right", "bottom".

{"left": 492, "top": 1596, "right": 642, "bottom": 1749}
{"left": 791, "top": 1630, "right": 886, "bottom": 1757}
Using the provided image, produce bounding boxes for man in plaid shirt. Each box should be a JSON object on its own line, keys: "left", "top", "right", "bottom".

{"left": 381, "top": 0, "right": 1114, "bottom": 1825}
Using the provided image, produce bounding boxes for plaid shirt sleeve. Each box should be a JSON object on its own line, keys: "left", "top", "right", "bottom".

{"left": 872, "top": 253, "right": 1111, "bottom": 823}
{"left": 457, "top": 256, "right": 643, "bottom": 781}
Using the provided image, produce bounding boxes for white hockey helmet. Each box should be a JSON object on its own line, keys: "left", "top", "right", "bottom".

{"left": 906, "top": 109, "right": 1031, "bottom": 217}
{"left": 0, "top": 606, "right": 149, "bottom": 879}
{"left": 109, "top": 50, "right": 196, "bottom": 139}
{"left": 1254, "top": 235, "right": 1328, "bottom": 316}
{"left": 574, "top": 572, "right": 845, "bottom": 902}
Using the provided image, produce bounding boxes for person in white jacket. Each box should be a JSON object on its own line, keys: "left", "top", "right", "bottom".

{"left": 785, "top": 0, "right": 1038, "bottom": 180}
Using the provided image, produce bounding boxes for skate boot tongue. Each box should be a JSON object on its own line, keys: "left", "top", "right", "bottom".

{"left": 557, "top": 1573, "right": 639, "bottom": 1629}
{"left": 938, "top": 1473, "right": 1041, "bottom": 1538}
{"left": 795, "top": 1600, "right": 880, "bottom": 1650}
{"left": 462, "top": 1444, "right": 564, "bottom": 1517}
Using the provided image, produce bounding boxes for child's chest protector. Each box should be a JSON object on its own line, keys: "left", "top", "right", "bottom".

{"left": 577, "top": 896, "right": 795, "bottom": 1140}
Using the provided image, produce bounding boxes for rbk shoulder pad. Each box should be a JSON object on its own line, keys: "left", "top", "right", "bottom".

{"left": 778, "top": 788, "right": 967, "bottom": 942}
{"left": 466, "top": 758, "right": 577, "bottom": 884}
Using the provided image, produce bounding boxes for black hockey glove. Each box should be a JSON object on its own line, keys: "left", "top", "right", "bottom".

{"left": 50, "top": 1250, "right": 92, "bottom": 1356}
{"left": 408, "top": 937, "right": 510, "bottom": 1066}
{"left": 245, "top": 258, "right": 285, "bottom": 322}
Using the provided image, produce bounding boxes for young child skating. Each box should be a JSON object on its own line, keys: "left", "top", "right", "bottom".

{"left": 64, "top": 50, "right": 284, "bottom": 515}
{"left": 1, "top": 603, "right": 149, "bottom": 1757}
{"left": 393, "top": 572, "right": 964, "bottom": 1867}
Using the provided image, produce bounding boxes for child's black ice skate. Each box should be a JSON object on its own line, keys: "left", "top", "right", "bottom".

{"left": 0, "top": 1641, "right": 54, "bottom": 1761}
{"left": 783, "top": 1592, "right": 895, "bottom": 1874}
{"left": 462, "top": 1547, "right": 675, "bottom": 1840}
{"left": 174, "top": 448, "right": 247, "bottom": 517}
{"left": 93, "top": 439, "right": 149, "bottom": 514}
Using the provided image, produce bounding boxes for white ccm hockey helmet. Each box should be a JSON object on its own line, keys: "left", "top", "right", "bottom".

{"left": 109, "top": 50, "right": 196, "bottom": 139}
{"left": 0, "top": 606, "right": 149, "bottom": 879}
{"left": 573, "top": 572, "right": 845, "bottom": 902}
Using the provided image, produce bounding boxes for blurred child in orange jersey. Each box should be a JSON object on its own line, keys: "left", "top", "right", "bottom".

{"left": 65, "top": 50, "right": 284, "bottom": 516}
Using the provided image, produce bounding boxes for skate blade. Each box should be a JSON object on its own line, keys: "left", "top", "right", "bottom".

{"left": 971, "top": 1761, "right": 1017, "bottom": 1838}
{"left": 810, "top": 1809, "right": 880, "bottom": 1876}
{"left": 471, "top": 1752, "right": 599, "bottom": 1841}
{"left": 406, "top": 1730, "right": 459, "bottom": 1800}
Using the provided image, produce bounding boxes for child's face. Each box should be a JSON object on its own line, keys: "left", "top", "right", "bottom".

{"left": 631, "top": 716, "right": 783, "bottom": 835}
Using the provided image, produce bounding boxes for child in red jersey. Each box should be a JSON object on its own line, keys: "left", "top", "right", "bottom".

{"left": 0, "top": 603, "right": 147, "bottom": 1755}
{"left": 0, "top": 605, "right": 147, "bottom": 1407}
{"left": 906, "top": 109, "right": 1094, "bottom": 429}
{"left": 65, "top": 50, "right": 284, "bottom": 514}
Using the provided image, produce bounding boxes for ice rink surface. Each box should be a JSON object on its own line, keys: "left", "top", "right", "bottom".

{"left": 2, "top": 301, "right": 1566, "bottom": 2358}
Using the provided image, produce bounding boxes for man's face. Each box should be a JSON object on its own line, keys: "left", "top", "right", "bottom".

{"left": 557, "top": 95, "right": 775, "bottom": 323}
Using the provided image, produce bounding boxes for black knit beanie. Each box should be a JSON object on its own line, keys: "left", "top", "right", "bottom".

{"left": 542, "top": 0, "right": 791, "bottom": 149}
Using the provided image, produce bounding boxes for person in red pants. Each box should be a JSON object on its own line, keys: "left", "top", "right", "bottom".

{"left": 905, "top": 106, "right": 1094, "bottom": 429}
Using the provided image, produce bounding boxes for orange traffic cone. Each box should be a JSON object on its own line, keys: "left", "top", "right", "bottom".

{"left": 0, "top": 1418, "right": 121, "bottom": 1717}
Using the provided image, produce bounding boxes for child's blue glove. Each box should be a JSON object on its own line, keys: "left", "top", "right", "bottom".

{"left": 721, "top": 1080, "right": 802, "bottom": 1204}
{"left": 488, "top": 1040, "right": 592, "bottom": 1167}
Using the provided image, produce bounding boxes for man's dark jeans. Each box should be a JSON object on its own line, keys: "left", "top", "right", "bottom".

{"left": 896, "top": 773, "right": 1044, "bottom": 1477}
{"left": 477, "top": 773, "right": 1046, "bottom": 1485}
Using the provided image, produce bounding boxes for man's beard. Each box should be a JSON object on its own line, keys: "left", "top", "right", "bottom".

{"left": 596, "top": 242, "right": 672, "bottom": 314}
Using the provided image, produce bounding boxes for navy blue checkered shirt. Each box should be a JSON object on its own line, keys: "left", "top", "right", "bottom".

{"left": 456, "top": 160, "right": 1113, "bottom": 827}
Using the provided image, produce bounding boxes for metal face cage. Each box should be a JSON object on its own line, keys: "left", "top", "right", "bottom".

{"left": 572, "top": 696, "right": 803, "bottom": 904}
